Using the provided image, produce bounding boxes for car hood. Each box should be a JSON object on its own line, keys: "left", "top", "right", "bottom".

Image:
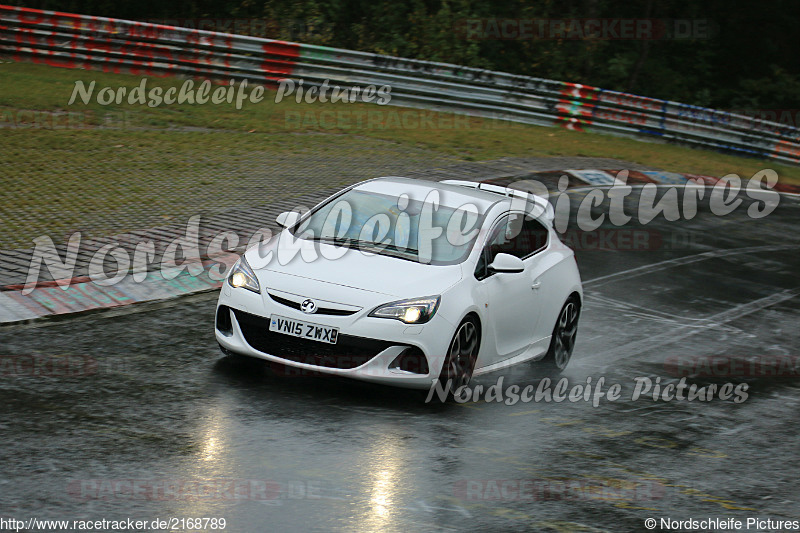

{"left": 244, "top": 240, "right": 463, "bottom": 303}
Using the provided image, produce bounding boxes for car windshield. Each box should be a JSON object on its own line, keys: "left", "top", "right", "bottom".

{"left": 291, "top": 188, "right": 485, "bottom": 265}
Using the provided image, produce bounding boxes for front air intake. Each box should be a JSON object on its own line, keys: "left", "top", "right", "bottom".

{"left": 389, "top": 347, "right": 429, "bottom": 375}
{"left": 216, "top": 305, "right": 233, "bottom": 336}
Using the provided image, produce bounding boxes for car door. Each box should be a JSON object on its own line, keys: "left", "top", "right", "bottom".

{"left": 523, "top": 220, "right": 561, "bottom": 342}
{"left": 475, "top": 212, "right": 549, "bottom": 363}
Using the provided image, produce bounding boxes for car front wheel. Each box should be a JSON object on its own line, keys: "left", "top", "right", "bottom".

{"left": 439, "top": 317, "right": 480, "bottom": 393}
{"left": 541, "top": 297, "right": 580, "bottom": 373}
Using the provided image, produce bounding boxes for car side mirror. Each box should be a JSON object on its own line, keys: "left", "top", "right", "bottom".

{"left": 488, "top": 253, "right": 524, "bottom": 273}
{"left": 276, "top": 211, "right": 301, "bottom": 228}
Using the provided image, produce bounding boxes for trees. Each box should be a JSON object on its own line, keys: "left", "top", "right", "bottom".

{"left": 11, "top": 0, "right": 798, "bottom": 109}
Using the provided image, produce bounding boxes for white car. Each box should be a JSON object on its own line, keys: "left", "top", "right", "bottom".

{"left": 215, "top": 177, "right": 582, "bottom": 391}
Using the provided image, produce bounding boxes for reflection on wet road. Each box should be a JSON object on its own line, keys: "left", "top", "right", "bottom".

{"left": 2, "top": 193, "right": 799, "bottom": 531}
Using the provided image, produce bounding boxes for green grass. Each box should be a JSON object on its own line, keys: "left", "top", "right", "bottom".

{"left": 2, "top": 61, "right": 796, "bottom": 183}
{"left": 0, "top": 127, "right": 457, "bottom": 247}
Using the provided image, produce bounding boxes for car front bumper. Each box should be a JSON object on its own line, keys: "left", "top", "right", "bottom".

{"left": 215, "top": 285, "right": 455, "bottom": 389}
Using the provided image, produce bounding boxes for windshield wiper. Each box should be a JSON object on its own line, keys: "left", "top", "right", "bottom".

{"left": 311, "top": 236, "right": 359, "bottom": 247}
{"left": 314, "top": 237, "right": 420, "bottom": 260}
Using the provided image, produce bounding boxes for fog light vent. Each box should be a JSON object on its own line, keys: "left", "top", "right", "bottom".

{"left": 216, "top": 305, "right": 233, "bottom": 336}
{"left": 389, "top": 347, "right": 429, "bottom": 375}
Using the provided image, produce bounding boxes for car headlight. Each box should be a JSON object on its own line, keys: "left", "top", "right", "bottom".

{"left": 369, "top": 296, "right": 440, "bottom": 324}
{"left": 228, "top": 255, "right": 260, "bottom": 293}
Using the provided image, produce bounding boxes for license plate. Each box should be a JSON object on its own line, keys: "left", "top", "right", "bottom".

{"left": 269, "top": 315, "right": 339, "bottom": 344}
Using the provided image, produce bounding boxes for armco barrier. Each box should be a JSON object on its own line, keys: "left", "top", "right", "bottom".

{"left": 1, "top": 4, "right": 798, "bottom": 165}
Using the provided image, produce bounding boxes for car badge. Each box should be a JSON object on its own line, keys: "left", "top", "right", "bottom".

{"left": 300, "top": 299, "right": 318, "bottom": 314}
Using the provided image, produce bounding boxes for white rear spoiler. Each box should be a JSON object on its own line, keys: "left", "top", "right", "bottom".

{"left": 441, "top": 180, "right": 555, "bottom": 224}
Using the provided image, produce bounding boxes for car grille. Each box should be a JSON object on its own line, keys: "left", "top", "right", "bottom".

{"left": 232, "top": 309, "right": 394, "bottom": 369}
{"left": 267, "top": 292, "right": 358, "bottom": 316}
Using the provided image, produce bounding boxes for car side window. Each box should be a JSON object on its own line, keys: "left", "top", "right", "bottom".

{"left": 474, "top": 213, "right": 549, "bottom": 280}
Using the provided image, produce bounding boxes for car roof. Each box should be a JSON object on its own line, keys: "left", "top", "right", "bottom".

{"left": 356, "top": 176, "right": 553, "bottom": 222}
{"left": 355, "top": 176, "right": 503, "bottom": 209}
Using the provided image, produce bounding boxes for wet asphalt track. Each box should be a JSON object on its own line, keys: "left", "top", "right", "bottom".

{"left": 1, "top": 189, "right": 799, "bottom": 532}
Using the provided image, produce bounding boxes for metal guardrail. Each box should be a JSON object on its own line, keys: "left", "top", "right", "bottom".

{"left": 1, "top": 4, "right": 798, "bottom": 165}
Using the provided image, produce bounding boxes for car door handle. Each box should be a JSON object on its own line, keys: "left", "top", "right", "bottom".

{"left": 531, "top": 281, "right": 541, "bottom": 290}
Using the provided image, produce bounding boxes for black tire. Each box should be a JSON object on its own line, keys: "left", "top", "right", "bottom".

{"left": 540, "top": 296, "right": 580, "bottom": 374}
{"left": 438, "top": 316, "right": 480, "bottom": 396}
